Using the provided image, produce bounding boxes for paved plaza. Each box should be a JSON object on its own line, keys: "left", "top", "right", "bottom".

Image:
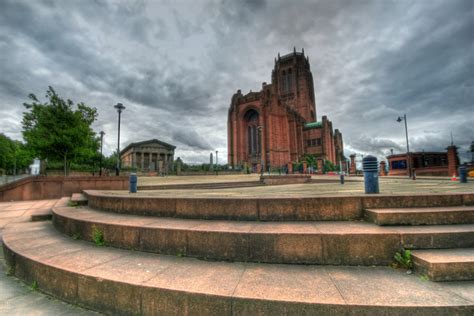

{"left": 132, "top": 175, "right": 474, "bottom": 198}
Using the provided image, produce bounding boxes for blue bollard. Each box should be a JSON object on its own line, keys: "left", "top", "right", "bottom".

{"left": 129, "top": 173, "right": 137, "bottom": 193}
{"left": 459, "top": 166, "right": 467, "bottom": 183}
{"left": 363, "top": 156, "right": 379, "bottom": 194}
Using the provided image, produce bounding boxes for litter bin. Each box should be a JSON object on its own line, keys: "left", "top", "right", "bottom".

{"left": 129, "top": 173, "right": 138, "bottom": 193}
{"left": 459, "top": 165, "right": 467, "bottom": 183}
{"left": 363, "top": 155, "right": 379, "bottom": 194}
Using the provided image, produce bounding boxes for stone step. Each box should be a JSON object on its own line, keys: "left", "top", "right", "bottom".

{"left": 71, "top": 193, "right": 88, "bottom": 206}
{"left": 365, "top": 206, "right": 474, "bottom": 226}
{"left": 138, "top": 181, "right": 264, "bottom": 190}
{"left": 412, "top": 248, "right": 474, "bottom": 281}
{"left": 30, "top": 197, "right": 70, "bottom": 222}
{"left": 84, "top": 190, "right": 474, "bottom": 221}
{"left": 3, "top": 222, "right": 473, "bottom": 315}
{"left": 52, "top": 206, "right": 474, "bottom": 266}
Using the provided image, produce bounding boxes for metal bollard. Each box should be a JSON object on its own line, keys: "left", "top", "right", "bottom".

{"left": 363, "top": 155, "right": 379, "bottom": 194}
{"left": 129, "top": 173, "right": 138, "bottom": 193}
{"left": 459, "top": 166, "right": 468, "bottom": 183}
{"left": 340, "top": 173, "right": 345, "bottom": 184}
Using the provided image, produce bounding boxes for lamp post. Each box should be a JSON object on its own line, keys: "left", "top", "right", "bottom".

{"left": 257, "top": 126, "right": 264, "bottom": 176}
{"left": 99, "top": 131, "right": 105, "bottom": 176}
{"left": 396, "top": 114, "right": 411, "bottom": 178}
{"left": 215, "top": 150, "right": 218, "bottom": 175}
{"left": 114, "top": 103, "right": 125, "bottom": 176}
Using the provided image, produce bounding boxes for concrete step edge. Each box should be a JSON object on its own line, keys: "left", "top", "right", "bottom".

{"left": 3, "top": 222, "right": 473, "bottom": 315}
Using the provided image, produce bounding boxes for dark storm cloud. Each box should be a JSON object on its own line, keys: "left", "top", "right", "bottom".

{"left": 0, "top": 0, "right": 472, "bottom": 162}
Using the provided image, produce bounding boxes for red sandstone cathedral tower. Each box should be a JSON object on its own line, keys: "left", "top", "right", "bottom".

{"left": 227, "top": 48, "right": 344, "bottom": 171}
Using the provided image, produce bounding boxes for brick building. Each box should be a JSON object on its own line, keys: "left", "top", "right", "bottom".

{"left": 386, "top": 146, "right": 459, "bottom": 177}
{"left": 227, "top": 49, "right": 344, "bottom": 171}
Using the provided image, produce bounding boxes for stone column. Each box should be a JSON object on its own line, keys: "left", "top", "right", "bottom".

{"left": 379, "top": 161, "right": 387, "bottom": 176}
{"left": 140, "top": 152, "right": 144, "bottom": 171}
{"left": 447, "top": 145, "right": 458, "bottom": 176}
{"left": 148, "top": 152, "right": 153, "bottom": 171}
{"left": 350, "top": 154, "right": 356, "bottom": 175}
{"left": 132, "top": 152, "right": 137, "bottom": 169}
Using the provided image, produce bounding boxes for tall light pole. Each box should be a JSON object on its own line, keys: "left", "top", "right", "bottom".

{"left": 99, "top": 131, "right": 105, "bottom": 176}
{"left": 215, "top": 150, "right": 218, "bottom": 175}
{"left": 114, "top": 103, "right": 125, "bottom": 176}
{"left": 397, "top": 114, "right": 411, "bottom": 178}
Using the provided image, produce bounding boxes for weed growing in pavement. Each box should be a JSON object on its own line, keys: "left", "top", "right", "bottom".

{"left": 30, "top": 280, "right": 38, "bottom": 291}
{"left": 72, "top": 232, "right": 82, "bottom": 240}
{"left": 419, "top": 274, "right": 429, "bottom": 281}
{"left": 67, "top": 201, "right": 78, "bottom": 207}
{"left": 393, "top": 248, "right": 413, "bottom": 270}
{"left": 91, "top": 226, "right": 105, "bottom": 246}
{"left": 6, "top": 265, "right": 15, "bottom": 276}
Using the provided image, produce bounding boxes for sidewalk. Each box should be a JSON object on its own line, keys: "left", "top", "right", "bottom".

{"left": 0, "top": 199, "right": 99, "bottom": 315}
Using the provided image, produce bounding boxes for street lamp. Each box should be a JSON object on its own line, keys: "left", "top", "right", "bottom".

{"left": 396, "top": 114, "right": 411, "bottom": 178}
{"left": 99, "top": 131, "right": 105, "bottom": 176}
{"left": 257, "top": 126, "right": 264, "bottom": 176}
{"left": 114, "top": 103, "right": 125, "bottom": 176}
{"left": 215, "top": 150, "right": 218, "bottom": 175}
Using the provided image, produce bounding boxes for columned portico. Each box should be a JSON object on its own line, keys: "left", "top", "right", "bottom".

{"left": 120, "top": 139, "right": 176, "bottom": 173}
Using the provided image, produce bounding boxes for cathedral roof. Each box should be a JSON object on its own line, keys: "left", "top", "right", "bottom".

{"left": 304, "top": 121, "right": 322, "bottom": 129}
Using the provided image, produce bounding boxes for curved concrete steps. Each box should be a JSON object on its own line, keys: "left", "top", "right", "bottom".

{"left": 3, "top": 222, "right": 474, "bottom": 315}
{"left": 84, "top": 190, "right": 474, "bottom": 221}
{"left": 365, "top": 206, "right": 474, "bottom": 226}
{"left": 412, "top": 249, "right": 474, "bottom": 281}
{"left": 52, "top": 206, "right": 474, "bottom": 265}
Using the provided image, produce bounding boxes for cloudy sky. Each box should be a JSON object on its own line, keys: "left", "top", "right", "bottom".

{"left": 0, "top": 0, "right": 472, "bottom": 163}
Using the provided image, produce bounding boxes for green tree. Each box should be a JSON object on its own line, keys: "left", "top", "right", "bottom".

{"left": 22, "top": 87, "right": 99, "bottom": 176}
{"left": 0, "top": 134, "right": 34, "bottom": 175}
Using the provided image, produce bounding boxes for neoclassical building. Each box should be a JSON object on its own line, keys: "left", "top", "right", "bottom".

{"left": 227, "top": 49, "right": 344, "bottom": 171}
{"left": 120, "top": 139, "right": 175, "bottom": 172}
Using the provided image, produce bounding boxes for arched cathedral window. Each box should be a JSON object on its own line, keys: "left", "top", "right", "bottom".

{"left": 244, "top": 109, "right": 260, "bottom": 156}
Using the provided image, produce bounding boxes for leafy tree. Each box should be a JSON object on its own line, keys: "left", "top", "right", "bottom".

{"left": 0, "top": 134, "right": 34, "bottom": 174}
{"left": 324, "top": 160, "right": 337, "bottom": 172}
{"left": 22, "top": 87, "right": 99, "bottom": 176}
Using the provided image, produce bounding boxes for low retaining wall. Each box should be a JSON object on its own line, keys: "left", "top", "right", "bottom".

{"left": 0, "top": 176, "right": 128, "bottom": 202}
{"left": 260, "top": 174, "right": 311, "bottom": 185}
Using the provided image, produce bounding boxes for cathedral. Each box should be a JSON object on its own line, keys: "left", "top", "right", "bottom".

{"left": 227, "top": 48, "right": 344, "bottom": 172}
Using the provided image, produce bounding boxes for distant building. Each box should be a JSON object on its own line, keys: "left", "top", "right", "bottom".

{"left": 227, "top": 49, "right": 344, "bottom": 172}
{"left": 29, "top": 159, "right": 40, "bottom": 175}
{"left": 120, "top": 139, "right": 175, "bottom": 173}
{"left": 387, "top": 145, "right": 459, "bottom": 176}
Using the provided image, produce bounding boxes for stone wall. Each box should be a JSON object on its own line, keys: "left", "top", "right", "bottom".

{"left": 0, "top": 176, "right": 128, "bottom": 202}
